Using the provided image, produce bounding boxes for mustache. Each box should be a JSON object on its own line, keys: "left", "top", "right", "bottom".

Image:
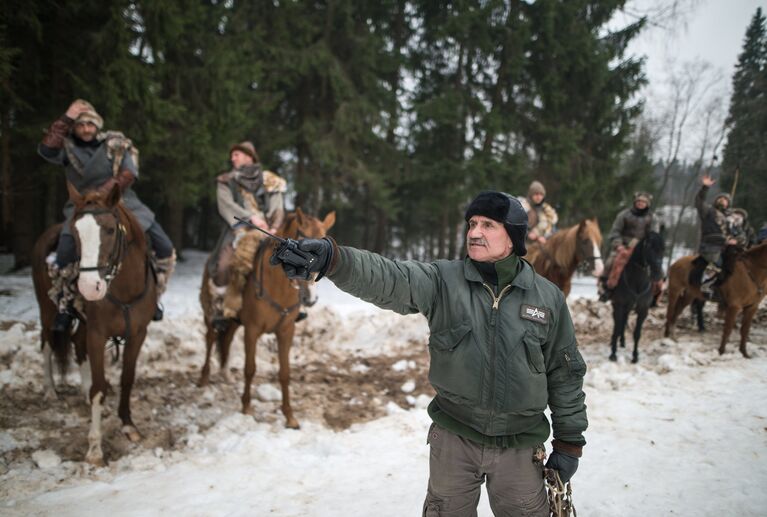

{"left": 468, "top": 237, "right": 486, "bottom": 246}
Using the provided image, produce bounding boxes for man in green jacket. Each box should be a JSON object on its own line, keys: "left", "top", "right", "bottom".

{"left": 272, "top": 191, "right": 588, "bottom": 517}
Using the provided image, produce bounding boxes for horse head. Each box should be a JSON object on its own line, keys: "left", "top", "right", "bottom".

{"left": 284, "top": 207, "right": 336, "bottom": 306}
{"left": 575, "top": 218, "right": 604, "bottom": 277}
{"left": 633, "top": 231, "right": 665, "bottom": 281}
{"left": 67, "top": 181, "right": 129, "bottom": 301}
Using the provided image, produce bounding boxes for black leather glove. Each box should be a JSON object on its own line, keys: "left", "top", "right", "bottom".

{"left": 269, "top": 238, "right": 334, "bottom": 280}
{"left": 545, "top": 449, "right": 579, "bottom": 483}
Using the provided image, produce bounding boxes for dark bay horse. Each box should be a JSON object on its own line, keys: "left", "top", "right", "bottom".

{"left": 665, "top": 241, "right": 767, "bottom": 357}
{"left": 526, "top": 218, "right": 604, "bottom": 296}
{"left": 31, "top": 182, "right": 156, "bottom": 465}
{"left": 608, "top": 231, "right": 664, "bottom": 363}
{"left": 199, "top": 208, "right": 335, "bottom": 428}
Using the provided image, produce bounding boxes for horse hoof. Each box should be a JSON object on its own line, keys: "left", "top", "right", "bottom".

{"left": 85, "top": 449, "right": 105, "bottom": 467}
{"left": 620, "top": 343, "right": 625, "bottom": 348}
{"left": 197, "top": 375, "right": 209, "bottom": 388}
{"left": 221, "top": 370, "right": 233, "bottom": 384}
{"left": 122, "top": 425, "right": 141, "bottom": 443}
{"left": 242, "top": 405, "right": 255, "bottom": 416}
{"left": 609, "top": 354, "right": 617, "bottom": 362}
{"left": 631, "top": 356, "right": 638, "bottom": 364}
{"left": 741, "top": 350, "right": 751, "bottom": 359}
{"left": 718, "top": 347, "right": 726, "bottom": 355}
{"left": 43, "top": 388, "right": 59, "bottom": 401}
{"left": 285, "top": 417, "right": 300, "bottom": 430}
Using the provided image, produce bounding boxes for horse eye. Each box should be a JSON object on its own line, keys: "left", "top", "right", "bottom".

{"left": 106, "top": 228, "right": 115, "bottom": 235}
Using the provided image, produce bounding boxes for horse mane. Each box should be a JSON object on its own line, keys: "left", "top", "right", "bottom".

{"left": 546, "top": 225, "right": 579, "bottom": 268}
{"left": 543, "top": 219, "right": 601, "bottom": 268}
{"left": 744, "top": 240, "right": 767, "bottom": 266}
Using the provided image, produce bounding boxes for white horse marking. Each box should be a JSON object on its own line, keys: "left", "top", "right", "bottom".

{"left": 75, "top": 214, "right": 107, "bottom": 300}
{"left": 592, "top": 242, "right": 605, "bottom": 277}
{"left": 86, "top": 391, "right": 104, "bottom": 465}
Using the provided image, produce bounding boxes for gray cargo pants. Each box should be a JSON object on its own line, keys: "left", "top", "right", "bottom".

{"left": 423, "top": 424, "right": 549, "bottom": 517}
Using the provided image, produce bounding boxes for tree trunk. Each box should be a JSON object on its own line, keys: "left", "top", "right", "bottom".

{"left": 1, "top": 105, "right": 11, "bottom": 246}
{"left": 167, "top": 192, "right": 184, "bottom": 258}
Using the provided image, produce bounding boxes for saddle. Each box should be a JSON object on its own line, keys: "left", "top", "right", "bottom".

{"left": 606, "top": 246, "right": 634, "bottom": 289}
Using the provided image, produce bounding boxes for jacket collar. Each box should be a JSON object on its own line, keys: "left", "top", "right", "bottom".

{"left": 463, "top": 256, "right": 535, "bottom": 289}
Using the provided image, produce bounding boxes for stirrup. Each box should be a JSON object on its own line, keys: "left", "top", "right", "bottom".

{"left": 153, "top": 303, "right": 164, "bottom": 322}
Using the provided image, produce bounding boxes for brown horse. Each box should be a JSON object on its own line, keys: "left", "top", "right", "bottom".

{"left": 31, "top": 182, "right": 156, "bottom": 465}
{"left": 665, "top": 241, "right": 767, "bottom": 357}
{"left": 199, "top": 208, "right": 335, "bottom": 428}
{"left": 526, "top": 218, "right": 604, "bottom": 296}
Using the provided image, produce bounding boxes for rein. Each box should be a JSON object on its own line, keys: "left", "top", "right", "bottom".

{"left": 106, "top": 258, "right": 154, "bottom": 362}
{"left": 74, "top": 205, "right": 151, "bottom": 361}
{"left": 251, "top": 235, "right": 301, "bottom": 332}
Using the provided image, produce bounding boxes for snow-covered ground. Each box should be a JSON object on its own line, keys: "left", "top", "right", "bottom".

{"left": 1, "top": 250, "right": 766, "bottom": 516}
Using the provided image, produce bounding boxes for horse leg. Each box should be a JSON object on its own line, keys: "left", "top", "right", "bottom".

{"left": 73, "top": 323, "right": 90, "bottom": 403}
{"left": 199, "top": 323, "right": 216, "bottom": 387}
{"left": 85, "top": 330, "right": 108, "bottom": 466}
{"left": 664, "top": 288, "right": 678, "bottom": 339}
{"left": 276, "top": 323, "right": 300, "bottom": 429}
{"left": 609, "top": 304, "right": 626, "bottom": 361}
{"left": 632, "top": 305, "right": 649, "bottom": 364}
{"left": 718, "top": 305, "right": 740, "bottom": 355}
{"left": 42, "top": 334, "right": 58, "bottom": 400}
{"left": 118, "top": 327, "right": 146, "bottom": 443}
{"left": 692, "top": 299, "right": 705, "bottom": 332}
{"left": 217, "top": 322, "right": 238, "bottom": 383}
{"left": 241, "top": 322, "right": 261, "bottom": 416}
{"left": 738, "top": 305, "right": 758, "bottom": 359}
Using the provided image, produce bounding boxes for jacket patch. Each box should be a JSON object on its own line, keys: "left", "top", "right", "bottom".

{"left": 520, "top": 304, "right": 549, "bottom": 324}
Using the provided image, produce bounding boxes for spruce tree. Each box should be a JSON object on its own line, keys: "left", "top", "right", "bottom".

{"left": 722, "top": 7, "right": 767, "bottom": 227}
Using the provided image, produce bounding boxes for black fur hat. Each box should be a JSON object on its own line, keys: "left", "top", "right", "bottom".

{"left": 465, "top": 191, "right": 528, "bottom": 256}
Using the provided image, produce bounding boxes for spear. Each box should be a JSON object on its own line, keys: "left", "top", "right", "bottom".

{"left": 730, "top": 165, "right": 740, "bottom": 201}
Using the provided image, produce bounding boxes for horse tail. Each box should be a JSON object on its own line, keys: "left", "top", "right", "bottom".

{"left": 51, "top": 327, "right": 72, "bottom": 377}
{"left": 31, "top": 223, "right": 71, "bottom": 377}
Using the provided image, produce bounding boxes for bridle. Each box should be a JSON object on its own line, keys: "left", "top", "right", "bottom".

{"left": 75, "top": 206, "right": 127, "bottom": 284}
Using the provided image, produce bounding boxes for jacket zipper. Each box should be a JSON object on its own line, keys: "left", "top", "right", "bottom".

{"left": 482, "top": 283, "right": 512, "bottom": 433}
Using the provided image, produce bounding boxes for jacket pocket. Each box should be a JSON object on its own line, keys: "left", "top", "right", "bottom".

{"left": 524, "top": 333, "right": 545, "bottom": 374}
{"left": 428, "top": 322, "right": 482, "bottom": 404}
{"left": 564, "top": 344, "right": 587, "bottom": 377}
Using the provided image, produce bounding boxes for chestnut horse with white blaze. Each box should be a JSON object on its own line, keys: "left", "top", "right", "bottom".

{"left": 665, "top": 241, "right": 767, "bottom": 357}
{"left": 31, "top": 182, "right": 156, "bottom": 465}
{"left": 525, "top": 218, "right": 604, "bottom": 296}
{"left": 199, "top": 208, "right": 335, "bottom": 428}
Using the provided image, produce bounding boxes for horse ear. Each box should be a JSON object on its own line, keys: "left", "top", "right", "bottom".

{"left": 66, "top": 181, "right": 84, "bottom": 207}
{"left": 322, "top": 211, "right": 336, "bottom": 231}
{"left": 106, "top": 181, "right": 121, "bottom": 207}
{"left": 295, "top": 207, "right": 305, "bottom": 226}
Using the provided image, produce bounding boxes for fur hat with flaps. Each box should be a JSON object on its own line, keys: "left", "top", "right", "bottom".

{"left": 465, "top": 191, "right": 528, "bottom": 257}
{"left": 74, "top": 100, "right": 103, "bottom": 130}
{"left": 230, "top": 141, "right": 260, "bottom": 164}
{"left": 714, "top": 192, "right": 731, "bottom": 207}
{"left": 527, "top": 180, "right": 546, "bottom": 199}
{"left": 633, "top": 191, "right": 653, "bottom": 206}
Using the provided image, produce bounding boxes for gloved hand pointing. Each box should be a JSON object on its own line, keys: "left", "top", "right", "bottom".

{"left": 270, "top": 238, "right": 334, "bottom": 281}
